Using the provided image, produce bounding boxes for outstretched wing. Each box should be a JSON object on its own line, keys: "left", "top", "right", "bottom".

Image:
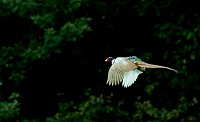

{"left": 106, "top": 62, "right": 124, "bottom": 86}
{"left": 106, "top": 57, "right": 141, "bottom": 86}
{"left": 122, "top": 69, "right": 143, "bottom": 88}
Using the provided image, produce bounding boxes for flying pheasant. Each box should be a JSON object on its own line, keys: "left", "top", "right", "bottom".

{"left": 105, "top": 56, "right": 178, "bottom": 88}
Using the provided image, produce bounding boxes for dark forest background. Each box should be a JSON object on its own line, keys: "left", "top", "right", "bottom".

{"left": 0, "top": 0, "right": 199, "bottom": 121}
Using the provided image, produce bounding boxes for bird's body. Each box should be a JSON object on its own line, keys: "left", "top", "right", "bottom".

{"left": 105, "top": 56, "right": 178, "bottom": 88}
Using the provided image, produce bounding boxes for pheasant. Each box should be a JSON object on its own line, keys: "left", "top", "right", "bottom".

{"left": 105, "top": 56, "right": 178, "bottom": 88}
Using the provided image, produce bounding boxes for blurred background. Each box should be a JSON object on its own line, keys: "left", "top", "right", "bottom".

{"left": 0, "top": 0, "right": 199, "bottom": 121}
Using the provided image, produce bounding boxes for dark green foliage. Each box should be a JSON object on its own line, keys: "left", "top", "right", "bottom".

{"left": 0, "top": 93, "right": 20, "bottom": 121}
{"left": 0, "top": 0, "right": 199, "bottom": 121}
{"left": 46, "top": 89, "right": 130, "bottom": 122}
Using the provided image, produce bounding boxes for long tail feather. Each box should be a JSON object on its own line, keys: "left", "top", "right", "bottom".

{"left": 135, "top": 61, "right": 178, "bottom": 73}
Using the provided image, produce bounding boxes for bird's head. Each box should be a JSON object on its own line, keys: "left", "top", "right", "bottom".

{"left": 105, "top": 57, "right": 115, "bottom": 64}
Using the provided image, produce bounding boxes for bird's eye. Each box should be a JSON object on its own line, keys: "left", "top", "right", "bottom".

{"left": 105, "top": 57, "right": 111, "bottom": 62}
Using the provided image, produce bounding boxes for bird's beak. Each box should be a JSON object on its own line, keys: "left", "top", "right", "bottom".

{"left": 105, "top": 59, "right": 108, "bottom": 62}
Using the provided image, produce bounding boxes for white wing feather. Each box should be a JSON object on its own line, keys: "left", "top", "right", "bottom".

{"left": 122, "top": 69, "right": 143, "bottom": 88}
